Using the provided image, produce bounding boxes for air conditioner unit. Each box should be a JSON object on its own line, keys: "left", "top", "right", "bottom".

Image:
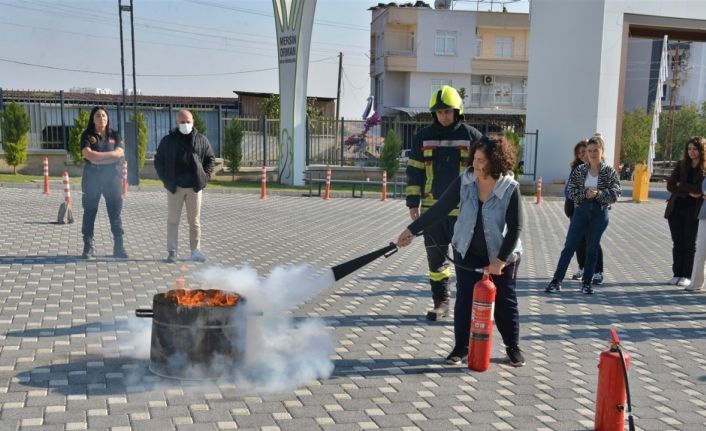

{"left": 522, "top": 78, "right": 527, "bottom": 88}
{"left": 483, "top": 75, "right": 494, "bottom": 85}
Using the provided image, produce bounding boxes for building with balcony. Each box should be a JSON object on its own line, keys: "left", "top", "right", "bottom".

{"left": 369, "top": 2, "right": 529, "bottom": 127}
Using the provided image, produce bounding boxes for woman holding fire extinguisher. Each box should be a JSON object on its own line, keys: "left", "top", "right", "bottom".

{"left": 396, "top": 136, "right": 525, "bottom": 367}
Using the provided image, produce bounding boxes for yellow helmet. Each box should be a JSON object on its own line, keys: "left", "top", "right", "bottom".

{"left": 428, "top": 85, "right": 463, "bottom": 115}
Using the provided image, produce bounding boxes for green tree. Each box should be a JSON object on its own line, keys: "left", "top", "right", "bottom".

{"left": 129, "top": 110, "right": 149, "bottom": 170}
{"left": 620, "top": 107, "right": 651, "bottom": 165}
{"left": 259, "top": 94, "right": 324, "bottom": 120}
{"left": 379, "top": 129, "right": 402, "bottom": 179}
{"left": 657, "top": 104, "right": 706, "bottom": 161}
{"left": 0, "top": 101, "right": 31, "bottom": 174}
{"left": 223, "top": 118, "right": 244, "bottom": 181}
{"left": 192, "top": 110, "right": 207, "bottom": 135}
{"left": 504, "top": 130, "right": 522, "bottom": 177}
{"left": 67, "top": 110, "right": 90, "bottom": 165}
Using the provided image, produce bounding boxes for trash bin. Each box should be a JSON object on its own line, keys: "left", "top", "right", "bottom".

{"left": 632, "top": 162, "right": 650, "bottom": 202}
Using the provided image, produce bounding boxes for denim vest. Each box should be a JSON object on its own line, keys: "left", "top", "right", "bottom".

{"left": 451, "top": 171, "right": 522, "bottom": 262}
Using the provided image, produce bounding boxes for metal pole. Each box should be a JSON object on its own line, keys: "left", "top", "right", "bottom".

{"left": 534, "top": 129, "right": 539, "bottom": 182}
{"left": 118, "top": 0, "right": 127, "bottom": 143}
{"left": 339, "top": 117, "right": 345, "bottom": 166}
{"left": 261, "top": 115, "right": 267, "bottom": 167}
{"left": 129, "top": 0, "right": 139, "bottom": 185}
{"left": 217, "top": 104, "right": 223, "bottom": 158}
{"left": 305, "top": 116, "right": 310, "bottom": 165}
{"left": 335, "top": 52, "right": 342, "bottom": 122}
{"left": 0, "top": 87, "right": 4, "bottom": 111}
{"left": 59, "top": 90, "right": 67, "bottom": 150}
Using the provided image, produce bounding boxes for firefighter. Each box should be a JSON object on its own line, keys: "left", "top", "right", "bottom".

{"left": 405, "top": 85, "right": 483, "bottom": 321}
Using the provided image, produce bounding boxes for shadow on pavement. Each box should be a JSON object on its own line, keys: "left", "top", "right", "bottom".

{"left": 6, "top": 321, "right": 131, "bottom": 338}
{"left": 0, "top": 255, "right": 163, "bottom": 264}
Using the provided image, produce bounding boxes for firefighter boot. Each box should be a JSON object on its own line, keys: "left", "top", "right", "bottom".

{"left": 426, "top": 299, "right": 450, "bottom": 321}
{"left": 81, "top": 236, "right": 96, "bottom": 260}
{"left": 113, "top": 235, "right": 128, "bottom": 259}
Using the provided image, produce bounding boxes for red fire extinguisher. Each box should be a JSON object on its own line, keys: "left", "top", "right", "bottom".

{"left": 468, "top": 269, "right": 496, "bottom": 372}
{"left": 595, "top": 328, "right": 635, "bottom": 431}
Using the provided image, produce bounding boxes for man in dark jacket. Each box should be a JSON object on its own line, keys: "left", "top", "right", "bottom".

{"left": 406, "top": 85, "right": 483, "bottom": 320}
{"left": 155, "top": 109, "right": 216, "bottom": 263}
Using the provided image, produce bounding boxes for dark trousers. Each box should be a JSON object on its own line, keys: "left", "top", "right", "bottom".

{"left": 668, "top": 208, "right": 699, "bottom": 278}
{"left": 553, "top": 200, "right": 609, "bottom": 284}
{"left": 81, "top": 167, "right": 124, "bottom": 239}
{"left": 423, "top": 216, "right": 456, "bottom": 301}
{"left": 453, "top": 256, "right": 520, "bottom": 350}
{"left": 576, "top": 235, "right": 603, "bottom": 273}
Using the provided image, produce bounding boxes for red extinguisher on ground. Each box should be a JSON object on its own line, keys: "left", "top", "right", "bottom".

{"left": 468, "top": 269, "right": 496, "bottom": 372}
{"left": 595, "top": 328, "right": 635, "bottom": 431}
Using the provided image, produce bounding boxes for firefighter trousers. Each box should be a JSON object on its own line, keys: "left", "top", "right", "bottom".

{"left": 423, "top": 216, "right": 456, "bottom": 302}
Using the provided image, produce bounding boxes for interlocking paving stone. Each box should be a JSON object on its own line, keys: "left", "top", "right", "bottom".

{"left": 1, "top": 188, "right": 705, "bottom": 430}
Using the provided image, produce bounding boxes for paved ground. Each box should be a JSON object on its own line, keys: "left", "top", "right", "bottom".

{"left": 0, "top": 185, "right": 705, "bottom": 431}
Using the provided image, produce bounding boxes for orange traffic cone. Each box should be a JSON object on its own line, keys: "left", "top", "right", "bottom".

{"left": 43, "top": 156, "right": 50, "bottom": 194}
{"left": 259, "top": 166, "right": 267, "bottom": 200}
{"left": 535, "top": 176, "right": 542, "bottom": 204}
{"left": 121, "top": 160, "right": 128, "bottom": 197}
{"left": 323, "top": 167, "right": 331, "bottom": 201}
{"left": 381, "top": 170, "right": 388, "bottom": 202}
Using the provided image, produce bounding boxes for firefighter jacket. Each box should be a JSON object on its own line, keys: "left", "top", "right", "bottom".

{"left": 405, "top": 120, "right": 483, "bottom": 215}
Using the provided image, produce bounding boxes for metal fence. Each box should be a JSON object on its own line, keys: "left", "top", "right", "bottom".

{"left": 1, "top": 92, "right": 536, "bottom": 174}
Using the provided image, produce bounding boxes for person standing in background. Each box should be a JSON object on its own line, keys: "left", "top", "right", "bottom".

{"left": 155, "top": 109, "right": 215, "bottom": 263}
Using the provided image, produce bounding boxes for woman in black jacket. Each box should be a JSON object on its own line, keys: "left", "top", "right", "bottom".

{"left": 664, "top": 136, "right": 706, "bottom": 287}
{"left": 79, "top": 106, "right": 127, "bottom": 259}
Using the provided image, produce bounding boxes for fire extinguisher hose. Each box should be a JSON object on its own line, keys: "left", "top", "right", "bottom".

{"left": 417, "top": 230, "right": 484, "bottom": 274}
{"left": 617, "top": 345, "right": 636, "bottom": 431}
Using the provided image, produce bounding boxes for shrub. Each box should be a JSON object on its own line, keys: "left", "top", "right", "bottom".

{"left": 0, "top": 102, "right": 31, "bottom": 174}
{"left": 223, "top": 118, "right": 244, "bottom": 181}
{"left": 68, "top": 110, "right": 90, "bottom": 165}
{"left": 379, "top": 129, "right": 402, "bottom": 179}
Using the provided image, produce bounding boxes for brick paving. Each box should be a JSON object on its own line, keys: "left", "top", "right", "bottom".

{"left": 0, "top": 185, "right": 705, "bottom": 431}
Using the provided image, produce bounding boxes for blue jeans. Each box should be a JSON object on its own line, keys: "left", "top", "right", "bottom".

{"left": 552, "top": 200, "right": 609, "bottom": 284}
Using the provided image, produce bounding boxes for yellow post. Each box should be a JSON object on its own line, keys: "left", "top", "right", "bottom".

{"left": 632, "top": 162, "right": 650, "bottom": 202}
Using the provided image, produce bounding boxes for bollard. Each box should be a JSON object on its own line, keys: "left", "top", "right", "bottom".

{"left": 259, "top": 166, "right": 267, "bottom": 200}
{"left": 536, "top": 176, "right": 542, "bottom": 204}
{"left": 323, "top": 167, "right": 331, "bottom": 201}
{"left": 121, "top": 160, "right": 128, "bottom": 197}
{"left": 381, "top": 170, "right": 388, "bottom": 202}
{"left": 43, "top": 156, "right": 50, "bottom": 194}
{"left": 56, "top": 171, "right": 74, "bottom": 224}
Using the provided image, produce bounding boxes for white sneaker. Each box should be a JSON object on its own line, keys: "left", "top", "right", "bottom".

{"left": 190, "top": 249, "right": 206, "bottom": 262}
{"left": 668, "top": 277, "right": 680, "bottom": 285}
{"left": 592, "top": 272, "right": 604, "bottom": 284}
{"left": 571, "top": 269, "right": 583, "bottom": 280}
{"left": 677, "top": 277, "right": 691, "bottom": 287}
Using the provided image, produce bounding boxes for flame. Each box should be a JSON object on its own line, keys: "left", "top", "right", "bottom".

{"left": 164, "top": 289, "right": 240, "bottom": 307}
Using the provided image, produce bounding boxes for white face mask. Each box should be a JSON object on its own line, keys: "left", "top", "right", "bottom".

{"left": 178, "top": 122, "right": 193, "bottom": 135}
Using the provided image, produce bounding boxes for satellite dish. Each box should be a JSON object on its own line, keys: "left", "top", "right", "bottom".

{"left": 434, "top": 0, "right": 452, "bottom": 10}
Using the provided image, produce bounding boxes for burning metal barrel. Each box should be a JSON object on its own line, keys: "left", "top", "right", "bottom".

{"left": 136, "top": 289, "right": 244, "bottom": 380}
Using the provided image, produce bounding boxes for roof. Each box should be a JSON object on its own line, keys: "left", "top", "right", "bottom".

{"left": 234, "top": 91, "right": 335, "bottom": 102}
{"left": 3, "top": 89, "right": 237, "bottom": 108}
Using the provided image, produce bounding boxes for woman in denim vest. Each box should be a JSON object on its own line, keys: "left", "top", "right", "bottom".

{"left": 546, "top": 135, "right": 621, "bottom": 294}
{"left": 396, "top": 137, "right": 525, "bottom": 367}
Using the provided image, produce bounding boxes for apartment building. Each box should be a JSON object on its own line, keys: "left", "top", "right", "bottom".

{"left": 369, "top": 2, "right": 529, "bottom": 122}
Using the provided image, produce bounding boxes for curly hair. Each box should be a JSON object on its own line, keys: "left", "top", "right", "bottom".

{"left": 571, "top": 140, "right": 588, "bottom": 170}
{"left": 682, "top": 136, "right": 706, "bottom": 176}
{"left": 468, "top": 137, "right": 516, "bottom": 179}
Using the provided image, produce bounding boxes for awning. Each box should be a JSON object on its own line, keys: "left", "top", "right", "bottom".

{"left": 388, "top": 106, "right": 428, "bottom": 117}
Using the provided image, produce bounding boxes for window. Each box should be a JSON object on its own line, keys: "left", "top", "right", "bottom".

{"left": 431, "top": 79, "right": 453, "bottom": 96}
{"left": 435, "top": 31, "right": 456, "bottom": 56}
{"left": 495, "top": 36, "right": 513, "bottom": 58}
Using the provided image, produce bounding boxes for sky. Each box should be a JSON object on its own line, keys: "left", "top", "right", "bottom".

{"left": 0, "top": 0, "right": 529, "bottom": 118}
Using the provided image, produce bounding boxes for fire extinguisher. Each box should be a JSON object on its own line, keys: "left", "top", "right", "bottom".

{"left": 595, "top": 328, "right": 635, "bottom": 431}
{"left": 468, "top": 269, "right": 496, "bottom": 372}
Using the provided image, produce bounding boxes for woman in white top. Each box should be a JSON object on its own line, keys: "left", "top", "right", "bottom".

{"left": 546, "top": 135, "right": 621, "bottom": 295}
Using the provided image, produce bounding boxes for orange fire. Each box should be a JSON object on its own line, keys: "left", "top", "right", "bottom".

{"left": 165, "top": 289, "right": 240, "bottom": 307}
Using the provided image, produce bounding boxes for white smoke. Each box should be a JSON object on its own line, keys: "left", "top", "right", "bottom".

{"left": 199, "top": 264, "right": 336, "bottom": 392}
{"left": 120, "top": 264, "right": 336, "bottom": 392}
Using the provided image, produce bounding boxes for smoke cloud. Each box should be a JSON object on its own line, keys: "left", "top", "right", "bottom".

{"left": 121, "top": 264, "right": 336, "bottom": 393}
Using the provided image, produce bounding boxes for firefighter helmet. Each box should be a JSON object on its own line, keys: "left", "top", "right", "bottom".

{"left": 429, "top": 85, "right": 463, "bottom": 115}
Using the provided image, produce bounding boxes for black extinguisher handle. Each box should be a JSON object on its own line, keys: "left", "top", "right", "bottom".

{"left": 618, "top": 346, "right": 636, "bottom": 431}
